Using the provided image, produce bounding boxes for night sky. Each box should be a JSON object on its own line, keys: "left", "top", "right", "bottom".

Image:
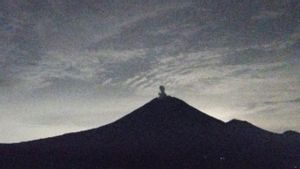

{"left": 0, "top": 0, "right": 300, "bottom": 143}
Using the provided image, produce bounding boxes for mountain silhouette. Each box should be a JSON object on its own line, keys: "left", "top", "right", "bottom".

{"left": 0, "top": 96, "right": 299, "bottom": 169}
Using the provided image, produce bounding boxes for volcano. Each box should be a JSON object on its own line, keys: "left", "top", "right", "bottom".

{"left": 0, "top": 96, "right": 299, "bottom": 169}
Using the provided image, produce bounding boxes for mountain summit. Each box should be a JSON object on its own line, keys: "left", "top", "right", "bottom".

{"left": 0, "top": 97, "right": 300, "bottom": 169}
{"left": 115, "top": 96, "right": 224, "bottom": 129}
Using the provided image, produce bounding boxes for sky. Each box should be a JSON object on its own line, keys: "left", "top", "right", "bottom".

{"left": 0, "top": 0, "right": 300, "bottom": 143}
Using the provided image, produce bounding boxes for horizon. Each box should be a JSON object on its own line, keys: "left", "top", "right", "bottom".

{"left": 1, "top": 94, "right": 299, "bottom": 144}
{"left": 1, "top": 0, "right": 300, "bottom": 143}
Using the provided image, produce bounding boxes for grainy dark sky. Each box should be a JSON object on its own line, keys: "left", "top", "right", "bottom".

{"left": 0, "top": 0, "right": 300, "bottom": 143}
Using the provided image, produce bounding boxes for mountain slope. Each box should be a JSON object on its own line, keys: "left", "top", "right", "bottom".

{"left": 0, "top": 97, "right": 300, "bottom": 169}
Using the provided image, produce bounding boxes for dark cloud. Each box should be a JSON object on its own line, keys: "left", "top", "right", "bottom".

{"left": 264, "top": 98, "right": 300, "bottom": 105}
{"left": 290, "top": 98, "right": 300, "bottom": 103}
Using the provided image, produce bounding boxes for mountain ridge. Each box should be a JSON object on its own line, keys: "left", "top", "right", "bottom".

{"left": 0, "top": 96, "right": 299, "bottom": 169}
{"left": 7, "top": 96, "right": 298, "bottom": 145}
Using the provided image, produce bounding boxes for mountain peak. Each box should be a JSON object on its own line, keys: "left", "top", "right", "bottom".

{"left": 147, "top": 96, "right": 187, "bottom": 107}
{"left": 284, "top": 130, "right": 299, "bottom": 134}
{"left": 113, "top": 96, "right": 225, "bottom": 132}
{"left": 226, "top": 119, "right": 275, "bottom": 136}
{"left": 283, "top": 130, "right": 300, "bottom": 136}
